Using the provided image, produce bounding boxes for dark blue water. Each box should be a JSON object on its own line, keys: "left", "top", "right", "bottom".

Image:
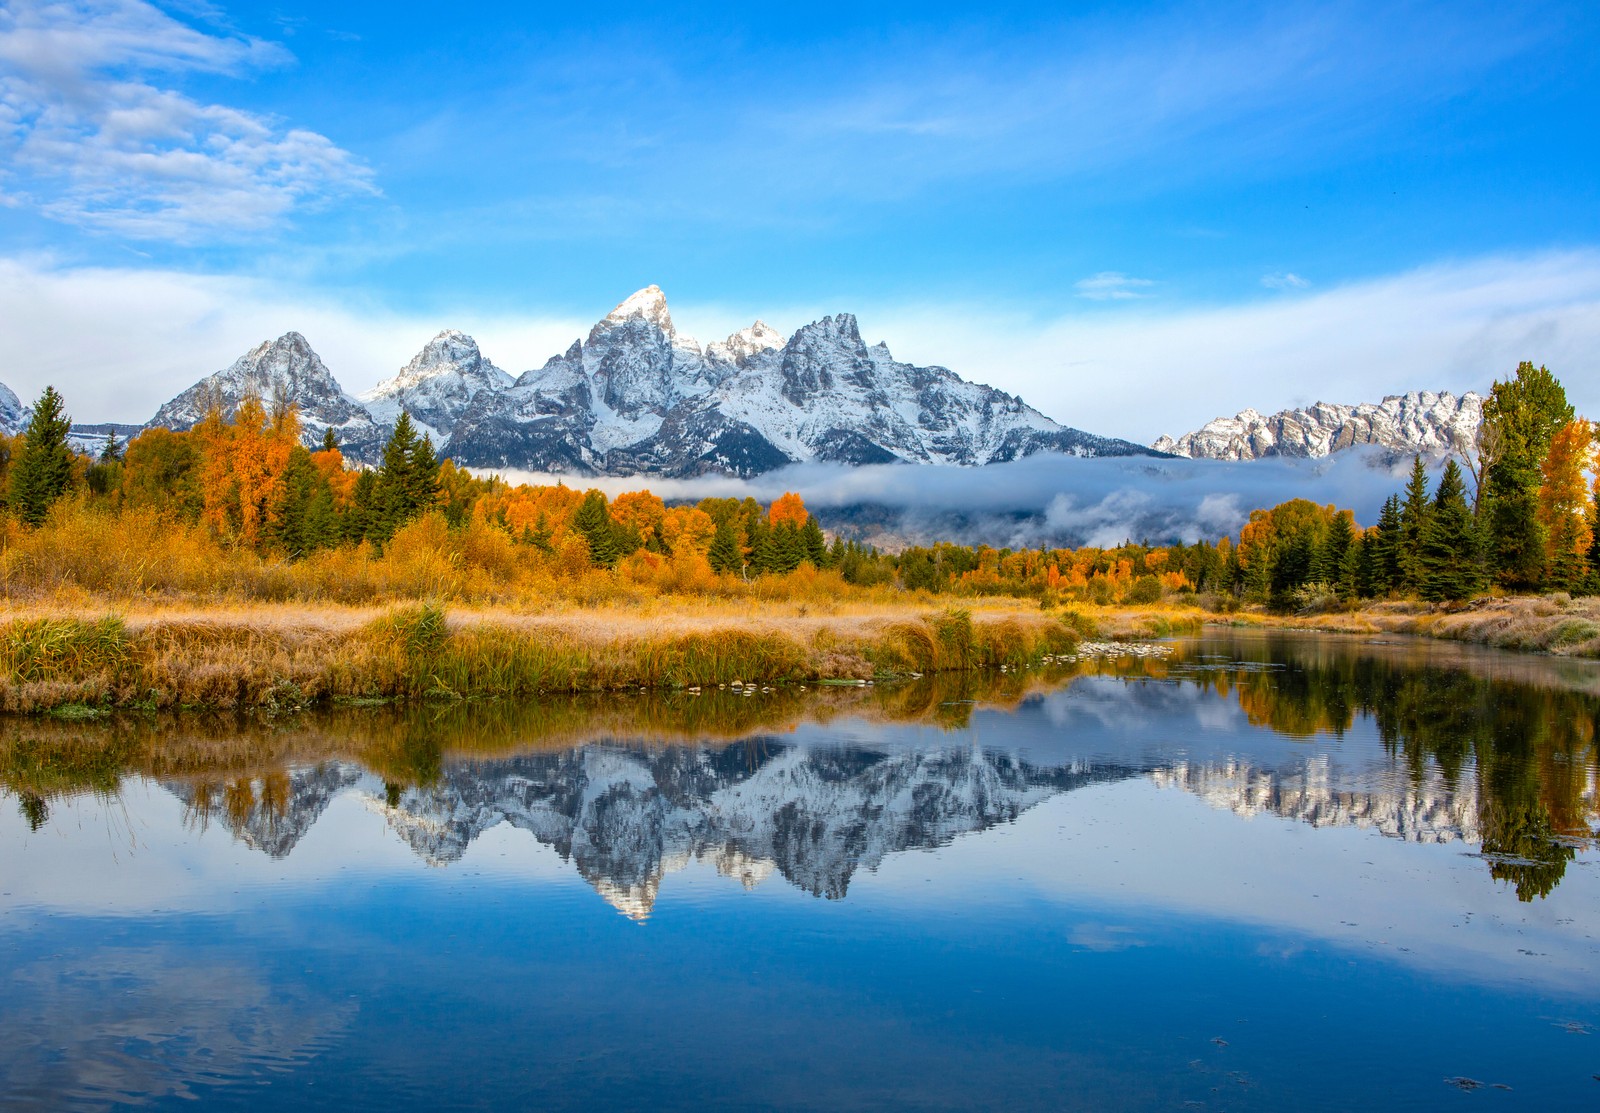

{"left": 3, "top": 631, "right": 1597, "bottom": 1110}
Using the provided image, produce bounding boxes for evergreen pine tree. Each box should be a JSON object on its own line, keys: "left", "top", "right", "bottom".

{"left": 748, "top": 520, "right": 776, "bottom": 575}
{"left": 828, "top": 536, "right": 846, "bottom": 569}
{"left": 373, "top": 412, "right": 441, "bottom": 540}
{"left": 573, "top": 489, "right": 620, "bottom": 568}
{"left": 8, "top": 386, "right": 75, "bottom": 526}
{"left": 322, "top": 427, "right": 339, "bottom": 452}
{"left": 1398, "top": 455, "right": 1432, "bottom": 592}
{"left": 345, "top": 469, "right": 379, "bottom": 543}
{"left": 1313, "top": 511, "right": 1354, "bottom": 588}
{"left": 1417, "top": 460, "right": 1482, "bottom": 602}
{"left": 99, "top": 432, "right": 121, "bottom": 463}
{"left": 708, "top": 517, "right": 742, "bottom": 574}
{"left": 801, "top": 516, "right": 828, "bottom": 567}
{"left": 527, "top": 511, "right": 554, "bottom": 554}
{"left": 1371, "top": 495, "right": 1403, "bottom": 594}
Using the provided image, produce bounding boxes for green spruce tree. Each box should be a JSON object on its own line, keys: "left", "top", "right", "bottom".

{"left": 801, "top": 517, "right": 828, "bottom": 567}
{"left": 573, "top": 489, "right": 620, "bottom": 568}
{"left": 707, "top": 517, "right": 743, "bottom": 574}
{"left": 373, "top": 412, "right": 442, "bottom": 540}
{"left": 8, "top": 386, "right": 75, "bottom": 526}
{"left": 1398, "top": 456, "right": 1432, "bottom": 593}
{"left": 1417, "top": 460, "right": 1482, "bottom": 602}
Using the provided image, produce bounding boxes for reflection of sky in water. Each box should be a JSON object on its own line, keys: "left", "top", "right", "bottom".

{"left": 2, "top": 631, "right": 1598, "bottom": 1110}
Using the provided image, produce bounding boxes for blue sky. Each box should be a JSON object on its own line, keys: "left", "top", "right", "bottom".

{"left": 1, "top": 0, "right": 1597, "bottom": 436}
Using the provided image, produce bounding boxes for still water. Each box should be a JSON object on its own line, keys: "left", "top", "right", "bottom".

{"left": 2, "top": 630, "right": 1597, "bottom": 1111}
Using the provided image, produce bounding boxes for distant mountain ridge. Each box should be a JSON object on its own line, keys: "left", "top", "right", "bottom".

{"left": 1153, "top": 391, "right": 1482, "bottom": 461}
{"left": 7, "top": 285, "right": 1153, "bottom": 474}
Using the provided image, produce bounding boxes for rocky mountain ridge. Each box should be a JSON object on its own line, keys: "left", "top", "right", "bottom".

{"left": 1153, "top": 390, "right": 1483, "bottom": 461}
{"left": 12, "top": 285, "right": 1152, "bottom": 473}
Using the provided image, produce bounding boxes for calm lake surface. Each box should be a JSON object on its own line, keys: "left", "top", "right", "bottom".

{"left": 2, "top": 630, "right": 1597, "bottom": 1111}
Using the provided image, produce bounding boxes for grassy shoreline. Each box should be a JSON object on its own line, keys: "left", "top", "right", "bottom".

{"left": 0, "top": 599, "right": 1091, "bottom": 714}
{"left": 0, "top": 592, "right": 1594, "bottom": 716}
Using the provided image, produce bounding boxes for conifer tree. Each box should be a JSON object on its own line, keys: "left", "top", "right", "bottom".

{"left": 323, "top": 427, "right": 339, "bottom": 452}
{"left": 1312, "top": 511, "right": 1354, "bottom": 588}
{"left": 708, "top": 517, "right": 742, "bottom": 574}
{"left": 8, "top": 385, "right": 74, "bottom": 526}
{"left": 1371, "top": 495, "right": 1404, "bottom": 595}
{"left": 801, "top": 517, "right": 828, "bottom": 567}
{"left": 748, "top": 521, "right": 776, "bottom": 574}
{"left": 373, "top": 412, "right": 441, "bottom": 539}
{"left": 99, "top": 432, "right": 121, "bottom": 463}
{"left": 573, "top": 489, "right": 620, "bottom": 568}
{"left": 1399, "top": 456, "right": 1432, "bottom": 592}
{"left": 1417, "top": 460, "right": 1481, "bottom": 602}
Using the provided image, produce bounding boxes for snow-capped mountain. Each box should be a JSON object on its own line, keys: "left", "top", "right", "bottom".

{"left": 148, "top": 332, "right": 386, "bottom": 457}
{"left": 0, "top": 381, "right": 27, "bottom": 436}
{"left": 360, "top": 329, "right": 513, "bottom": 442}
{"left": 1152, "top": 391, "right": 1483, "bottom": 461}
{"left": 129, "top": 287, "right": 1151, "bottom": 474}
{"left": 442, "top": 286, "right": 1156, "bottom": 476}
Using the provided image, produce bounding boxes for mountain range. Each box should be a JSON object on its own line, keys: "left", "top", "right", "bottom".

{"left": 1152, "top": 390, "right": 1483, "bottom": 461}
{"left": 0, "top": 285, "right": 1487, "bottom": 476}
{"left": 118, "top": 286, "right": 1155, "bottom": 475}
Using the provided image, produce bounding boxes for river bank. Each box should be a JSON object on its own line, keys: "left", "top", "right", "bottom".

{"left": 0, "top": 599, "right": 1088, "bottom": 714}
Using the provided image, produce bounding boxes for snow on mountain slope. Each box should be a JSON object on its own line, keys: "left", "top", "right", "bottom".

{"left": 0, "top": 381, "right": 27, "bottom": 436}
{"left": 444, "top": 287, "right": 1156, "bottom": 476}
{"left": 149, "top": 332, "right": 386, "bottom": 458}
{"left": 1153, "top": 391, "right": 1483, "bottom": 461}
{"left": 361, "top": 330, "right": 513, "bottom": 442}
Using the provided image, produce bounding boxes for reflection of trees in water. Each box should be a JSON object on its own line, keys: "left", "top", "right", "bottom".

{"left": 3, "top": 640, "right": 1596, "bottom": 901}
{"left": 1172, "top": 635, "right": 1599, "bottom": 901}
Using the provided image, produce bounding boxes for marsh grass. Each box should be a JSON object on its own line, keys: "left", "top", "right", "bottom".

{"left": 0, "top": 601, "right": 1092, "bottom": 713}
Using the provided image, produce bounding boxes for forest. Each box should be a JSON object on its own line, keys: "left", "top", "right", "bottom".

{"left": 0, "top": 361, "right": 1594, "bottom": 610}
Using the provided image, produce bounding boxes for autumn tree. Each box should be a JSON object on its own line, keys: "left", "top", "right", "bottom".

{"left": 769, "top": 491, "right": 808, "bottom": 528}
{"left": 8, "top": 385, "right": 74, "bottom": 526}
{"left": 1536, "top": 418, "right": 1594, "bottom": 591}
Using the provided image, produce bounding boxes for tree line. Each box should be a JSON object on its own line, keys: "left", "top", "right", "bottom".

{"left": 1, "top": 361, "right": 1593, "bottom": 606}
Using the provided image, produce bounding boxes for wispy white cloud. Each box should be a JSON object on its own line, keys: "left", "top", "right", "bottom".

{"left": 1075, "top": 272, "right": 1155, "bottom": 301}
{"left": 1261, "top": 272, "right": 1310, "bottom": 289}
{"left": 1, "top": 250, "right": 1596, "bottom": 451}
{"left": 868, "top": 250, "right": 1600, "bottom": 443}
{"left": 0, "top": 256, "right": 586, "bottom": 421}
{"left": 0, "top": 0, "right": 373, "bottom": 241}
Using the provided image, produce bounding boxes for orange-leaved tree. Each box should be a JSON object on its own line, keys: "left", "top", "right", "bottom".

{"left": 197, "top": 394, "right": 301, "bottom": 548}
{"left": 1537, "top": 417, "right": 1595, "bottom": 589}
{"left": 769, "top": 491, "right": 808, "bottom": 528}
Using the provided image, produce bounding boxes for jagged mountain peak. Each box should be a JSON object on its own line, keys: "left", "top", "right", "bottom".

{"left": 1154, "top": 390, "right": 1483, "bottom": 461}
{"left": 150, "top": 331, "right": 385, "bottom": 458}
{"left": 600, "top": 285, "right": 674, "bottom": 335}
{"left": 361, "top": 329, "right": 513, "bottom": 440}
{"left": 707, "top": 320, "right": 786, "bottom": 366}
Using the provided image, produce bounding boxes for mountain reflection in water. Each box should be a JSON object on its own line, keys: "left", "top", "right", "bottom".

{"left": 5, "top": 631, "right": 1596, "bottom": 915}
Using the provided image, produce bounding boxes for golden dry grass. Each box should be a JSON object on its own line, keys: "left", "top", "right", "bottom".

{"left": 0, "top": 598, "right": 1087, "bottom": 713}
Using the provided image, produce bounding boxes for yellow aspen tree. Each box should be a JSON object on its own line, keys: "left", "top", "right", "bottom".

{"left": 1537, "top": 417, "right": 1594, "bottom": 589}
